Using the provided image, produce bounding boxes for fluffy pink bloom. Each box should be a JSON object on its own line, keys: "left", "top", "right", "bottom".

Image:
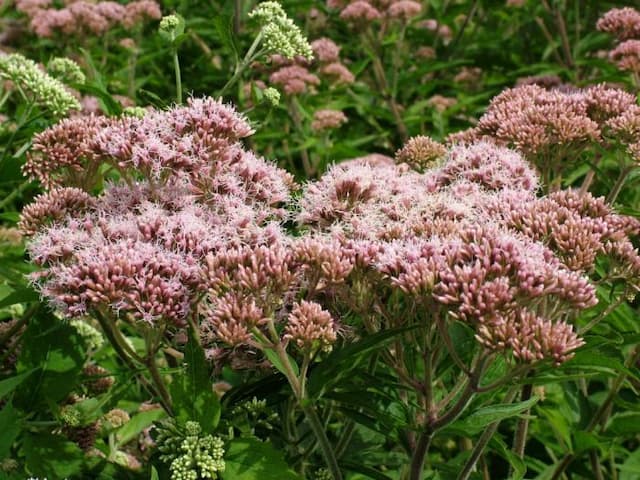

{"left": 320, "top": 62, "right": 355, "bottom": 85}
{"left": 386, "top": 0, "right": 421, "bottom": 21}
{"left": 435, "top": 142, "right": 539, "bottom": 192}
{"left": 25, "top": 97, "right": 295, "bottom": 329}
{"left": 311, "top": 38, "right": 341, "bottom": 63}
{"left": 284, "top": 300, "right": 337, "bottom": 351}
{"left": 395, "top": 135, "right": 446, "bottom": 171}
{"left": 597, "top": 7, "right": 640, "bottom": 41}
{"left": 269, "top": 65, "right": 320, "bottom": 95}
{"left": 610, "top": 39, "right": 640, "bottom": 73}
{"left": 340, "top": 1, "right": 382, "bottom": 22}
{"left": 311, "top": 109, "right": 348, "bottom": 131}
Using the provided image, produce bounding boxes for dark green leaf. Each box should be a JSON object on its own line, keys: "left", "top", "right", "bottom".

{"left": 170, "top": 328, "right": 220, "bottom": 432}
{"left": 0, "top": 368, "right": 37, "bottom": 400}
{"left": 0, "top": 403, "right": 21, "bottom": 459}
{"left": 223, "top": 437, "right": 302, "bottom": 480}
{"left": 0, "top": 286, "right": 39, "bottom": 308}
{"left": 23, "top": 432, "right": 85, "bottom": 478}
{"left": 117, "top": 408, "right": 166, "bottom": 447}
{"left": 453, "top": 396, "right": 539, "bottom": 434}
{"left": 14, "top": 311, "right": 86, "bottom": 407}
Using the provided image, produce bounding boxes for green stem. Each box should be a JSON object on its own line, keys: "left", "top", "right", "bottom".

{"left": 0, "top": 303, "right": 38, "bottom": 347}
{"left": 301, "top": 403, "right": 343, "bottom": 480}
{"left": 146, "top": 353, "right": 173, "bottom": 415}
{"left": 606, "top": 166, "right": 633, "bottom": 205}
{"left": 510, "top": 382, "right": 534, "bottom": 476}
{"left": 0, "top": 101, "right": 34, "bottom": 165}
{"left": 271, "top": 339, "right": 342, "bottom": 480}
{"left": 0, "top": 180, "right": 31, "bottom": 211}
{"left": 173, "top": 47, "right": 182, "bottom": 104}
{"left": 409, "top": 432, "right": 433, "bottom": 480}
{"left": 550, "top": 346, "right": 640, "bottom": 480}
{"left": 457, "top": 387, "right": 520, "bottom": 480}
{"left": 219, "top": 31, "right": 264, "bottom": 97}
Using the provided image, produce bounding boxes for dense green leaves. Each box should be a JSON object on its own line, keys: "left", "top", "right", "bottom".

{"left": 14, "top": 311, "right": 86, "bottom": 407}
{"left": 170, "top": 328, "right": 221, "bottom": 433}
{"left": 223, "top": 437, "right": 303, "bottom": 480}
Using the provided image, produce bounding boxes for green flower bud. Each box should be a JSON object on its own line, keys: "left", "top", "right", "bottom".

{"left": 263, "top": 87, "right": 280, "bottom": 106}
{"left": 69, "top": 319, "right": 104, "bottom": 351}
{"left": 249, "top": 2, "right": 313, "bottom": 60}
{"left": 47, "top": 57, "right": 86, "bottom": 85}
{"left": 159, "top": 14, "right": 185, "bottom": 42}
{"left": 0, "top": 53, "right": 80, "bottom": 116}
{"left": 122, "top": 106, "right": 147, "bottom": 118}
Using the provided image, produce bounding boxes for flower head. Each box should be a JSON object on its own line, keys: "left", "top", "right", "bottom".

{"left": 0, "top": 53, "right": 80, "bottom": 116}
{"left": 250, "top": 2, "right": 313, "bottom": 60}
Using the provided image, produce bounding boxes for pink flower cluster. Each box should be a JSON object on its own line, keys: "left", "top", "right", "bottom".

{"left": 329, "top": 0, "right": 422, "bottom": 24}
{"left": 21, "top": 100, "right": 640, "bottom": 366}
{"left": 597, "top": 7, "right": 640, "bottom": 41}
{"left": 311, "top": 109, "right": 347, "bottom": 131}
{"left": 597, "top": 7, "right": 640, "bottom": 75}
{"left": 266, "top": 37, "right": 354, "bottom": 96}
{"left": 24, "top": 98, "right": 293, "bottom": 327}
{"left": 297, "top": 141, "right": 640, "bottom": 364}
{"left": 451, "top": 84, "right": 640, "bottom": 171}
{"left": 15, "top": 0, "right": 161, "bottom": 38}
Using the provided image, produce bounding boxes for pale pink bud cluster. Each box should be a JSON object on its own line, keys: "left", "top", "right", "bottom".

{"left": 311, "top": 109, "right": 348, "bottom": 132}
{"left": 515, "top": 74, "right": 563, "bottom": 89}
{"left": 597, "top": 7, "right": 640, "bottom": 41}
{"left": 201, "top": 237, "right": 350, "bottom": 352}
{"left": 333, "top": 0, "right": 421, "bottom": 25}
{"left": 395, "top": 135, "right": 447, "bottom": 171}
{"left": 17, "top": 0, "right": 161, "bottom": 38}
{"left": 386, "top": 1, "right": 422, "bottom": 21}
{"left": 269, "top": 65, "right": 320, "bottom": 95}
{"left": 597, "top": 8, "right": 640, "bottom": 75}
{"left": 477, "top": 310, "right": 584, "bottom": 365}
{"left": 265, "top": 35, "right": 354, "bottom": 95}
{"left": 505, "top": 189, "right": 640, "bottom": 281}
{"left": 311, "top": 38, "right": 355, "bottom": 84}
{"left": 18, "top": 187, "right": 93, "bottom": 235}
{"left": 284, "top": 301, "right": 337, "bottom": 352}
{"left": 427, "top": 95, "right": 457, "bottom": 112}
{"left": 311, "top": 38, "right": 341, "bottom": 63}
{"left": 454, "top": 84, "right": 640, "bottom": 164}
{"left": 610, "top": 39, "right": 640, "bottom": 74}
{"left": 453, "top": 67, "right": 482, "bottom": 86}
{"left": 23, "top": 115, "right": 112, "bottom": 189}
